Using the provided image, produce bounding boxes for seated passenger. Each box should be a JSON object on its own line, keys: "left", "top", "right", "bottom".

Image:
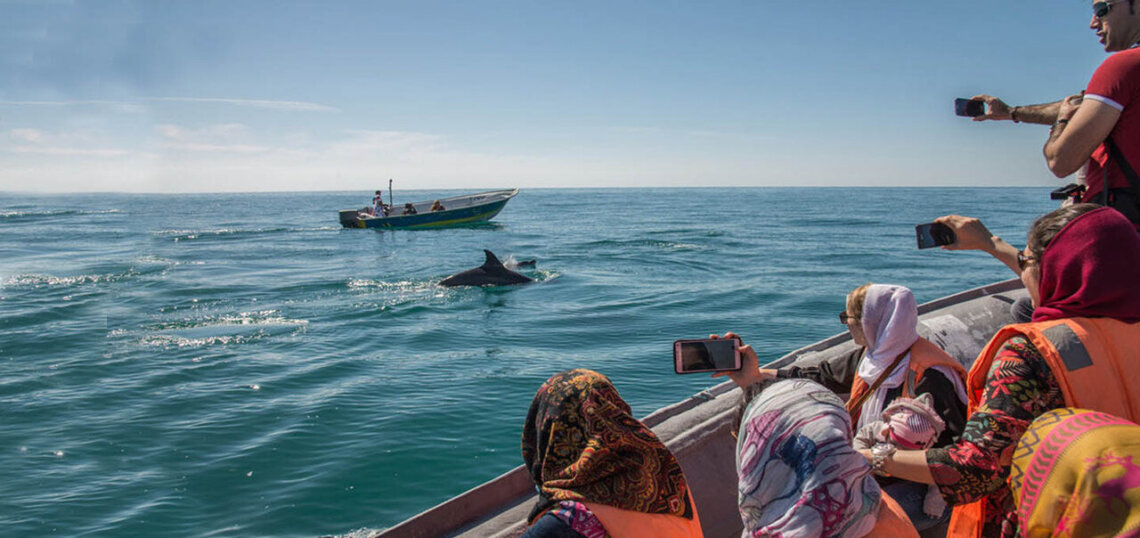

{"left": 430, "top": 200, "right": 445, "bottom": 211}
{"left": 1010, "top": 408, "right": 1140, "bottom": 536}
{"left": 860, "top": 205, "right": 1140, "bottom": 538}
{"left": 402, "top": 203, "right": 417, "bottom": 215}
{"left": 521, "top": 369, "right": 703, "bottom": 538}
{"left": 735, "top": 378, "right": 918, "bottom": 537}
{"left": 715, "top": 283, "right": 968, "bottom": 530}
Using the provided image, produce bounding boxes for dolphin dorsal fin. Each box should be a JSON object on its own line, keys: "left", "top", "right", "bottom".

{"left": 482, "top": 249, "right": 505, "bottom": 269}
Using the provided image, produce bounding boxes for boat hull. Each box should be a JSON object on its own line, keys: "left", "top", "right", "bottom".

{"left": 376, "top": 279, "right": 1029, "bottom": 538}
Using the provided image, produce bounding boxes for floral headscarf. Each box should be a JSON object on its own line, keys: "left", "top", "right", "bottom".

{"left": 737, "top": 378, "right": 881, "bottom": 537}
{"left": 1010, "top": 408, "right": 1140, "bottom": 536}
{"left": 521, "top": 369, "right": 694, "bottom": 523}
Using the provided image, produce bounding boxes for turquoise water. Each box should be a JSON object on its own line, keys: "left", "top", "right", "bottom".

{"left": 1, "top": 188, "right": 1056, "bottom": 536}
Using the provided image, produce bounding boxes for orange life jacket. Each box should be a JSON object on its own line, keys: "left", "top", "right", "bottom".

{"left": 873, "top": 491, "right": 921, "bottom": 537}
{"left": 586, "top": 500, "right": 703, "bottom": 538}
{"left": 846, "top": 337, "right": 967, "bottom": 425}
{"left": 947, "top": 317, "right": 1140, "bottom": 538}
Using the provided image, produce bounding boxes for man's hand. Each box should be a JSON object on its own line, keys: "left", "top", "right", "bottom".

{"left": 971, "top": 94, "right": 1012, "bottom": 122}
{"left": 934, "top": 215, "right": 996, "bottom": 252}
{"left": 1057, "top": 94, "right": 1083, "bottom": 121}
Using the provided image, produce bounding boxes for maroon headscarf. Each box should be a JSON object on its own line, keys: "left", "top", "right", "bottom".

{"left": 1033, "top": 207, "right": 1140, "bottom": 323}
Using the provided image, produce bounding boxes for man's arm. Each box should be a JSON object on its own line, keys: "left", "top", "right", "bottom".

{"left": 1044, "top": 96, "right": 1122, "bottom": 177}
{"left": 971, "top": 94, "right": 1064, "bottom": 125}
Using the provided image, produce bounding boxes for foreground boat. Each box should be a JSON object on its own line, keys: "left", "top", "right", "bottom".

{"left": 376, "top": 279, "right": 1028, "bottom": 538}
{"left": 338, "top": 189, "right": 519, "bottom": 229}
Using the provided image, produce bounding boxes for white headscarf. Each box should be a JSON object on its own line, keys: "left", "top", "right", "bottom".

{"left": 855, "top": 284, "right": 919, "bottom": 430}
{"left": 737, "top": 379, "right": 882, "bottom": 538}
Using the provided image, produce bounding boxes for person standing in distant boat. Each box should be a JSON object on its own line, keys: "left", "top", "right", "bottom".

{"left": 372, "top": 191, "right": 389, "bottom": 217}
{"left": 966, "top": 0, "right": 1140, "bottom": 225}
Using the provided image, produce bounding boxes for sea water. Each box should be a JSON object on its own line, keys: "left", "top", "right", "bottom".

{"left": 0, "top": 188, "right": 1056, "bottom": 536}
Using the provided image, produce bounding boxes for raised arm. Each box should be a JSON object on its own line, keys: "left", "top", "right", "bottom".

{"left": 971, "top": 94, "right": 1066, "bottom": 125}
{"left": 934, "top": 215, "right": 1023, "bottom": 276}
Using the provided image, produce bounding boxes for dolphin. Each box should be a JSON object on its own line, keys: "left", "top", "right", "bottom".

{"left": 440, "top": 250, "right": 534, "bottom": 287}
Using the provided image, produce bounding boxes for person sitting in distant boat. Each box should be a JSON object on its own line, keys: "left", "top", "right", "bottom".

{"left": 430, "top": 200, "right": 445, "bottom": 212}
{"left": 402, "top": 203, "right": 417, "bottom": 215}
{"left": 733, "top": 378, "right": 918, "bottom": 537}
{"left": 521, "top": 369, "right": 704, "bottom": 538}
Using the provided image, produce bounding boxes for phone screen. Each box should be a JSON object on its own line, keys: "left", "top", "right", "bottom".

{"left": 916, "top": 222, "right": 955, "bottom": 249}
{"left": 674, "top": 338, "right": 741, "bottom": 374}
{"left": 954, "top": 98, "right": 985, "bottom": 117}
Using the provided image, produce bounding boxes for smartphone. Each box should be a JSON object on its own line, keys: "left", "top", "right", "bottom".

{"left": 674, "top": 337, "right": 741, "bottom": 374}
{"left": 954, "top": 98, "right": 985, "bottom": 117}
{"left": 915, "top": 222, "right": 956, "bottom": 249}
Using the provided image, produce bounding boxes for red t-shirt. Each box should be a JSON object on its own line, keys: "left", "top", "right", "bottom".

{"left": 1083, "top": 47, "right": 1140, "bottom": 201}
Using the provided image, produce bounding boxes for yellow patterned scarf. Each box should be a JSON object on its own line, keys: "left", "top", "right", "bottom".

{"left": 521, "top": 369, "right": 693, "bottom": 523}
{"left": 1010, "top": 408, "right": 1140, "bottom": 537}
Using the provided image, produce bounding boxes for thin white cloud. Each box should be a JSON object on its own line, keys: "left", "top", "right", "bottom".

{"left": 154, "top": 123, "right": 268, "bottom": 153}
{"left": 145, "top": 97, "right": 339, "bottom": 112}
{"left": 160, "top": 143, "right": 269, "bottom": 154}
{"left": 9, "top": 128, "right": 43, "bottom": 143}
{"left": 8, "top": 146, "right": 131, "bottom": 157}
{"left": 3, "top": 127, "right": 135, "bottom": 159}
{"left": 0, "top": 100, "right": 147, "bottom": 113}
{"left": 0, "top": 97, "right": 339, "bottom": 113}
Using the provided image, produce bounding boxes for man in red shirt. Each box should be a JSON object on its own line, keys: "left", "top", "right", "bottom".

{"left": 971, "top": 1, "right": 1140, "bottom": 225}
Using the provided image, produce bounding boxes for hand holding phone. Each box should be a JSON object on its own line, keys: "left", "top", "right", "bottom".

{"left": 954, "top": 98, "right": 986, "bottom": 117}
{"left": 674, "top": 337, "right": 741, "bottom": 374}
{"left": 916, "top": 222, "right": 956, "bottom": 249}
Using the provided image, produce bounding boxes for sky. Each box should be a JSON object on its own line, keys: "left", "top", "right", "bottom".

{"left": 0, "top": 1, "right": 1113, "bottom": 193}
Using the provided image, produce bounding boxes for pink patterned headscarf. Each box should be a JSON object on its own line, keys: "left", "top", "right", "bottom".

{"left": 737, "top": 379, "right": 881, "bottom": 538}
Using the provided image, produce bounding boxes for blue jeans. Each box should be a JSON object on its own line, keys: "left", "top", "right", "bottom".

{"left": 884, "top": 480, "right": 951, "bottom": 532}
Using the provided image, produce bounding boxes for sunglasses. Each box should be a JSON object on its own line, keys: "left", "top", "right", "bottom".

{"left": 1094, "top": 0, "right": 1124, "bottom": 19}
{"left": 1017, "top": 250, "right": 1036, "bottom": 272}
{"left": 839, "top": 311, "right": 860, "bottom": 324}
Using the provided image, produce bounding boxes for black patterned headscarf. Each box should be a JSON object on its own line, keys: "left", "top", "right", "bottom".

{"left": 521, "top": 369, "right": 694, "bottom": 523}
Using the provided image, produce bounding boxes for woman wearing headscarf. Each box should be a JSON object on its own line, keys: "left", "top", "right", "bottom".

{"left": 716, "top": 283, "right": 968, "bottom": 530}
{"left": 1010, "top": 408, "right": 1140, "bottom": 537}
{"left": 520, "top": 369, "right": 703, "bottom": 538}
{"left": 862, "top": 204, "right": 1140, "bottom": 538}
{"left": 735, "top": 378, "right": 918, "bottom": 537}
